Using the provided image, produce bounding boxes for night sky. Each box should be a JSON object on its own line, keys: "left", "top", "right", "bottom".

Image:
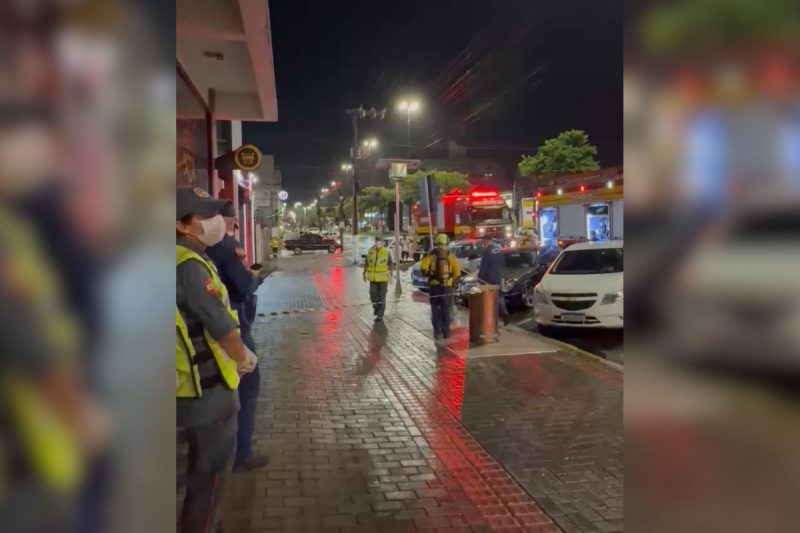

{"left": 244, "top": 0, "right": 622, "bottom": 203}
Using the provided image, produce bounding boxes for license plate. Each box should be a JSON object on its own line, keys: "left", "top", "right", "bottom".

{"left": 561, "top": 313, "right": 585, "bottom": 323}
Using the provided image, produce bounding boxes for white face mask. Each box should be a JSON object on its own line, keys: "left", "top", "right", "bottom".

{"left": 197, "top": 214, "right": 226, "bottom": 246}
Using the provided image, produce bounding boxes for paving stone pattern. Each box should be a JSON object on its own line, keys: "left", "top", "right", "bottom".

{"left": 209, "top": 255, "right": 621, "bottom": 532}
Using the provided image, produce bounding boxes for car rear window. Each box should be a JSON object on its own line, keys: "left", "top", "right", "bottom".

{"left": 550, "top": 248, "right": 623, "bottom": 274}
{"left": 502, "top": 252, "right": 536, "bottom": 268}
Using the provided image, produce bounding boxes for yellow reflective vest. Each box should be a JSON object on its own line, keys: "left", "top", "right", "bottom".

{"left": 420, "top": 250, "right": 461, "bottom": 287}
{"left": 176, "top": 245, "right": 240, "bottom": 398}
{"left": 0, "top": 208, "right": 83, "bottom": 494}
{"left": 365, "top": 246, "right": 390, "bottom": 282}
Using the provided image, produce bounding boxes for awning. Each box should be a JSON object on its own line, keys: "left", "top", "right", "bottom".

{"left": 177, "top": 0, "right": 278, "bottom": 121}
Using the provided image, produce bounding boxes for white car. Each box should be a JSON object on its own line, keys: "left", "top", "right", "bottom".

{"left": 322, "top": 231, "right": 341, "bottom": 244}
{"left": 534, "top": 240, "right": 623, "bottom": 330}
{"left": 307, "top": 227, "right": 321, "bottom": 234}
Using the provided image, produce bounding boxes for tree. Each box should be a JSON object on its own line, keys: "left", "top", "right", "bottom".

{"left": 518, "top": 130, "right": 600, "bottom": 181}
{"left": 359, "top": 186, "right": 395, "bottom": 215}
{"left": 640, "top": 0, "right": 800, "bottom": 57}
{"left": 400, "top": 170, "right": 470, "bottom": 204}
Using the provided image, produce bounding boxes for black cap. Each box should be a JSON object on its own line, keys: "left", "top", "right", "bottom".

{"left": 220, "top": 202, "right": 237, "bottom": 217}
{"left": 176, "top": 187, "right": 232, "bottom": 220}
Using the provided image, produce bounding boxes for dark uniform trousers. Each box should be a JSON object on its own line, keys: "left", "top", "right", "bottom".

{"left": 369, "top": 282, "right": 388, "bottom": 319}
{"left": 235, "top": 300, "right": 260, "bottom": 463}
{"left": 429, "top": 284, "right": 451, "bottom": 338}
{"left": 179, "top": 406, "right": 237, "bottom": 533}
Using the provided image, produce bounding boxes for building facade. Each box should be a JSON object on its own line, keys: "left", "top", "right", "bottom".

{"left": 177, "top": 0, "right": 278, "bottom": 262}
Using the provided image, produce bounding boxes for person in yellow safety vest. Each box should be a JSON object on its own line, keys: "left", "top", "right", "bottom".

{"left": 420, "top": 233, "right": 461, "bottom": 340}
{"left": 270, "top": 235, "right": 279, "bottom": 257}
{"left": 176, "top": 187, "right": 258, "bottom": 533}
{"left": 363, "top": 235, "right": 394, "bottom": 321}
{"left": 0, "top": 206, "right": 110, "bottom": 532}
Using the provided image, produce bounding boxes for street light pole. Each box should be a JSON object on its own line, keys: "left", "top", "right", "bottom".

{"left": 391, "top": 175, "right": 402, "bottom": 296}
{"left": 349, "top": 111, "right": 359, "bottom": 236}
{"left": 346, "top": 106, "right": 386, "bottom": 236}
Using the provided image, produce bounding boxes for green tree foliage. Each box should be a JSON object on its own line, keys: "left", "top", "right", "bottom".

{"left": 518, "top": 130, "right": 600, "bottom": 180}
{"left": 641, "top": 0, "right": 800, "bottom": 56}
{"left": 359, "top": 186, "right": 395, "bottom": 217}
{"left": 400, "top": 170, "right": 470, "bottom": 204}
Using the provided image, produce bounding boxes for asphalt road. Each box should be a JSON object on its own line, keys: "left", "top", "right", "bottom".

{"left": 513, "top": 309, "right": 624, "bottom": 365}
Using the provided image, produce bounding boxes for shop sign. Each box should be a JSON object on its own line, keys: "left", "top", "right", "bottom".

{"left": 234, "top": 144, "right": 262, "bottom": 171}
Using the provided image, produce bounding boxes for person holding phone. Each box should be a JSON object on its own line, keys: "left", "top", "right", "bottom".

{"left": 206, "top": 204, "right": 272, "bottom": 473}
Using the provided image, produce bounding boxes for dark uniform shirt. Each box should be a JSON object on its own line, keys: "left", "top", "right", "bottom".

{"left": 478, "top": 244, "right": 504, "bottom": 285}
{"left": 206, "top": 235, "right": 263, "bottom": 330}
{"left": 176, "top": 237, "right": 239, "bottom": 428}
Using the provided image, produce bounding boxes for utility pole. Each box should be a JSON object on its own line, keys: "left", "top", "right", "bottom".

{"left": 345, "top": 106, "right": 385, "bottom": 236}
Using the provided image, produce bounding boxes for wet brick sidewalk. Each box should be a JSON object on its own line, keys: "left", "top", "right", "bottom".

{"left": 213, "top": 254, "right": 622, "bottom": 532}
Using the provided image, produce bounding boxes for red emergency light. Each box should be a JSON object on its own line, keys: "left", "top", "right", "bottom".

{"left": 580, "top": 184, "right": 586, "bottom": 193}
{"left": 469, "top": 187, "right": 499, "bottom": 198}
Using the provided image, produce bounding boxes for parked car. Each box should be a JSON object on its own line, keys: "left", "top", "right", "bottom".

{"left": 410, "top": 239, "right": 487, "bottom": 292}
{"left": 460, "top": 246, "right": 561, "bottom": 309}
{"left": 557, "top": 237, "right": 587, "bottom": 249}
{"left": 322, "top": 231, "right": 342, "bottom": 245}
{"left": 661, "top": 203, "right": 800, "bottom": 370}
{"left": 534, "top": 240, "right": 623, "bottom": 330}
{"left": 283, "top": 232, "right": 338, "bottom": 255}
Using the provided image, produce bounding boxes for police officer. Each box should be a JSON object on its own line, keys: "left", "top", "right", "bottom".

{"left": 478, "top": 235, "right": 511, "bottom": 326}
{"left": 420, "top": 234, "right": 461, "bottom": 340}
{"left": 363, "top": 235, "right": 393, "bottom": 321}
{"left": 176, "top": 188, "right": 257, "bottom": 533}
{"left": 206, "top": 203, "right": 272, "bottom": 472}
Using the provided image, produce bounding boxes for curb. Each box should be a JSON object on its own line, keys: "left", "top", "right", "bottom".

{"left": 507, "top": 324, "right": 624, "bottom": 372}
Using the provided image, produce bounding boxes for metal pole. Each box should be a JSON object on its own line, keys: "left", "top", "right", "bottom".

{"left": 426, "top": 175, "right": 435, "bottom": 252}
{"left": 406, "top": 110, "right": 411, "bottom": 157}
{"left": 394, "top": 178, "right": 402, "bottom": 296}
{"left": 351, "top": 114, "right": 359, "bottom": 236}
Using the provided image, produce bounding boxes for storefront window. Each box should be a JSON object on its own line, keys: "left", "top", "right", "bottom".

{"left": 177, "top": 67, "right": 209, "bottom": 191}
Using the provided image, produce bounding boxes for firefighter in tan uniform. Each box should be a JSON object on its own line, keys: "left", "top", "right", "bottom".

{"left": 175, "top": 188, "right": 257, "bottom": 533}
{"left": 420, "top": 234, "right": 461, "bottom": 339}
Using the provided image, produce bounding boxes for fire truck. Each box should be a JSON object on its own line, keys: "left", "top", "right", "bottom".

{"left": 412, "top": 187, "right": 514, "bottom": 241}
{"left": 520, "top": 169, "right": 624, "bottom": 248}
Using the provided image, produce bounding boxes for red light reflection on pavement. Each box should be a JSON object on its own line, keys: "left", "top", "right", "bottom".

{"left": 432, "top": 335, "right": 469, "bottom": 420}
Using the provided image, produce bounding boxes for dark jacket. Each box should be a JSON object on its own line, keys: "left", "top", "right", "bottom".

{"left": 207, "top": 235, "right": 263, "bottom": 328}
{"left": 477, "top": 244, "right": 504, "bottom": 285}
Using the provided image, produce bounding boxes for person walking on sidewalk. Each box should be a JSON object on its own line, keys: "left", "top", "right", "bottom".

{"left": 478, "top": 235, "right": 511, "bottom": 326}
{"left": 400, "top": 234, "right": 410, "bottom": 262}
{"left": 363, "top": 235, "right": 394, "bottom": 321}
{"left": 207, "top": 204, "right": 273, "bottom": 473}
{"left": 420, "top": 233, "right": 461, "bottom": 340}
{"left": 176, "top": 188, "right": 258, "bottom": 533}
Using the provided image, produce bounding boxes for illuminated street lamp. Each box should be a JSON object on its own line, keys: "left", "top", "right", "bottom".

{"left": 321, "top": 187, "right": 329, "bottom": 194}
{"left": 331, "top": 180, "right": 336, "bottom": 187}
{"left": 341, "top": 163, "right": 353, "bottom": 172}
{"left": 397, "top": 99, "right": 421, "bottom": 155}
{"left": 362, "top": 138, "right": 379, "bottom": 149}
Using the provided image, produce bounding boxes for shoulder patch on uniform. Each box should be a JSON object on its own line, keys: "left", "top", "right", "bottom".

{"left": 203, "top": 277, "right": 220, "bottom": 295}
{"left": 235, "top": 247, "right": 246, "bottom": 258}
